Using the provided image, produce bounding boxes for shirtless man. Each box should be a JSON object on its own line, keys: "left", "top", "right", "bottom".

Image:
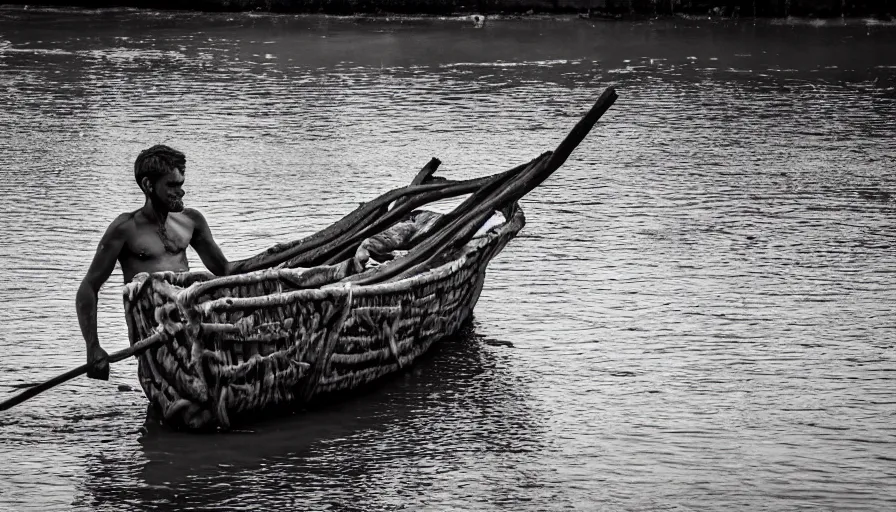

{"left": 76, "top": 145, "right": 238, "bottom": 380}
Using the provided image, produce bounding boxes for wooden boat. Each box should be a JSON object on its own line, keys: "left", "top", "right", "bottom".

{"left": 0, "top": 87, "right": 617, "bottom": 428}
{"left": 122, "top": 202, "right": 524, "bottom": 430}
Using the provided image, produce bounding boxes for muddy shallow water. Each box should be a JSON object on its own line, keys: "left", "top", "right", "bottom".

{"left": 0, "top": 7, "right": 894, "bottom": 511}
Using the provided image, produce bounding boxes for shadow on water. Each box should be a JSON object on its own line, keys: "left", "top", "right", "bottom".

{"left": 74, "top": 322, "right": 548, "bottom": 510}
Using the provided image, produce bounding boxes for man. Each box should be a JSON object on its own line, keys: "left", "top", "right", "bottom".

{"left": 76, "top": 145, "right": 237, "bottom": 380}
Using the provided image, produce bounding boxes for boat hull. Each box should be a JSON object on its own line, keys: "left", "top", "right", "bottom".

{"left": 122, "top": 204, "right": 524, "bottom": 430}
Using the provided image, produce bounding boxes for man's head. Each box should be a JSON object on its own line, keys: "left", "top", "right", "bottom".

{"left": 134, "top": 145, "right": 186, "bottom": 212}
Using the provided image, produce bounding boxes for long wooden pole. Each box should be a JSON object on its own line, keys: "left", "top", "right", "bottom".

{"left": 0, "top": 332, "right": 164, "bottom": 412}
{"left": 351, "top": 86, "right": 619, "bottom": 286}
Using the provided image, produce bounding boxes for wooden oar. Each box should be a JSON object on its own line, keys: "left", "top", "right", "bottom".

{"left": 0, "top": 332, "right": 165, "bottom": 412}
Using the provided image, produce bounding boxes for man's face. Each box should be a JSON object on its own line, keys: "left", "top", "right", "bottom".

{"left": 149, "top": 169, "right": 186, "bottom": 212}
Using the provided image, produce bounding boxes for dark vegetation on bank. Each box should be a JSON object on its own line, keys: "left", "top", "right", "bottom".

{"left": 16, "top": 0, "right": 896, "bottom": 18}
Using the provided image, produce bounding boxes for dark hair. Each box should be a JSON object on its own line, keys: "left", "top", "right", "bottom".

{"left": 134, "top": 145, "right": 186, "bottom": 188}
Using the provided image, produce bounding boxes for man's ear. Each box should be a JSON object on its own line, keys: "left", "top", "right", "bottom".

{"left": 140, "top": 177, "right": 153, "bottom": 195}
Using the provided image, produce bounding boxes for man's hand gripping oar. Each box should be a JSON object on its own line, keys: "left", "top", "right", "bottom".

{"left": 0, "top": 332, "right": 165, "bottom": 412}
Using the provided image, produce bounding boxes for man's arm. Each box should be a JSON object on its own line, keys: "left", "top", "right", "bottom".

{"left": 76, "top": 214, "right": 129, "bottom": 380}
{"left": 186, "top": 209, "right": 236, "bottom": 276}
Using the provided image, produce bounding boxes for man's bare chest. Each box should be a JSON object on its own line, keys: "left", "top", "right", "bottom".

{"left": 126, "top": 218, "right": 192, "bottom": 260}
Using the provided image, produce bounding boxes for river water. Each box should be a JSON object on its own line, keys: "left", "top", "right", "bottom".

{"left": 0, "top": 6, "right": 894, "bottom": 511}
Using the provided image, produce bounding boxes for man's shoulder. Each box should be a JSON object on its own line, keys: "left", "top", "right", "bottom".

{"left": 108, "top": 211, "right": 138, "bottom": 233}
{"left": 94, "top": 212, "right": 139, "bottom": 245}
{"left": 179, "top": 208, "right": 208, "bottom": 225}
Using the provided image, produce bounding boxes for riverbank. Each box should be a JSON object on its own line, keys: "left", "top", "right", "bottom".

{"left": 12, "top": 0, "right": 895, "bottom": 18}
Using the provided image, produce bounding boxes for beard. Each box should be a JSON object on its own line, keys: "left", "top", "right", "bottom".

{"left": 152, "top": 193, "right": 184, "bottom": 213}
{"left": 167, "top": 197, "right": 185, "bottom": 212}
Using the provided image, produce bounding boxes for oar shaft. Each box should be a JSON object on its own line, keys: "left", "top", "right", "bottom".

{"left": 0, "top": 332, "right": 163, "bottom": 412}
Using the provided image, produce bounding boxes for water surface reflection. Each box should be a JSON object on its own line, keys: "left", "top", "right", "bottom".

{"left": 77, "top": 326, "right": 552, "bottom": 510}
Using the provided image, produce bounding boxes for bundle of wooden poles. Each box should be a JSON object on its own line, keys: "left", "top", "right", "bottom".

{"left": 230, "top": 86, "right": 619, "bottom": 286}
